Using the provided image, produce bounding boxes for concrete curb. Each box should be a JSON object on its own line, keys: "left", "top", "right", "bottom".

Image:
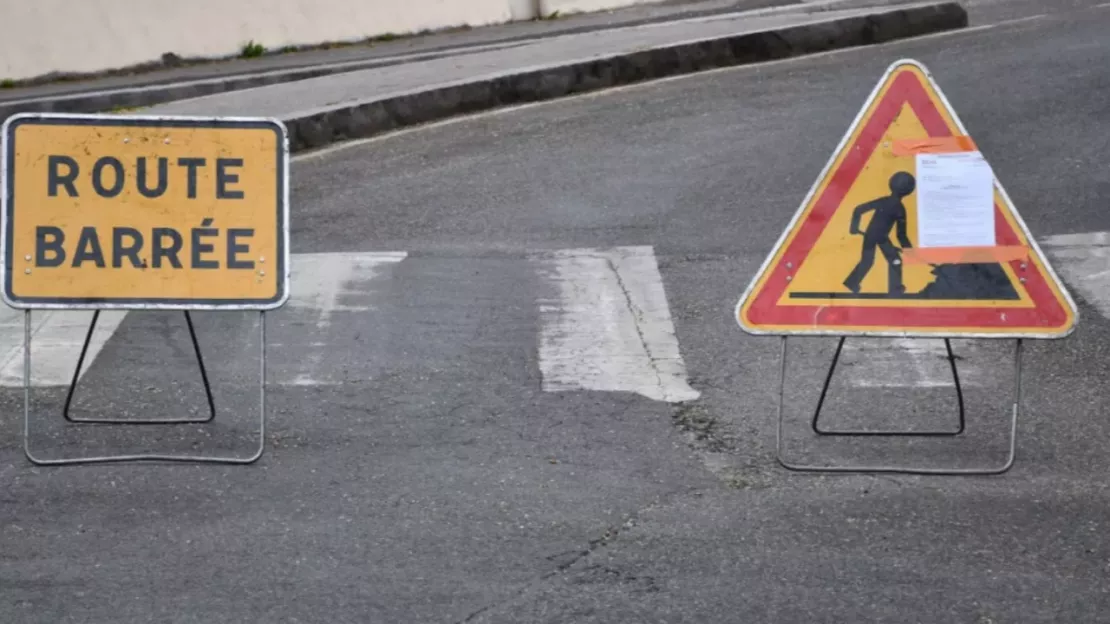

{"left": 286, "top": 2, "right": 967, "bottom": 152}
{"left": 0, "top": 2, "right": 967, "bottom": 154}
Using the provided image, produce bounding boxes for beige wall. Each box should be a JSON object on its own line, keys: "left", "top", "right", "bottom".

{"left": 539, "top": 0, "right": 664, "bottom": 15}
{"left": 0, "top": 0, "right": 517, "bottom": 80}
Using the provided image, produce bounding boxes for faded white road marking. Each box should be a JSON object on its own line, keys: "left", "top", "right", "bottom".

{"left": 0, "top": 252, "right": 407, "bottom": 388}
{"left": 278, "top": 251, "right": 406, "bottom": 386}
{"left": 287, "top": 252, "right": 407, "bottom": 329}
{"left": 840, "top": 337, "right": 970, "bottom": 389}
{"left": 534, "top": 246, "right": 699, "bottom": 403}
{"left": 0, "top": 308, "right": 128, "bottom": 387}
{"left": 1041, "top": 231, "right": 1110, "bottom": 319}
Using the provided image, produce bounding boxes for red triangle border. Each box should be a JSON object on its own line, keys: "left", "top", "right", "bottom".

{"left": 743, "top": 68, "right": 1071, "bottom": 333}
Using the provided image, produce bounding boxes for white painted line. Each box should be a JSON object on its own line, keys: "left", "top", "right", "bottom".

{"left": 0, "top": 308, "right": 127, "bottom": 387}
{"left": 1041, "top": 231, "right": 1110, "bottom": 319}
{"left": 998, "top": 13, "right": 1047, "bottom": 25}
{"left": 1040, "top": 231, "right": 1110, "bottom": 247}
{"left": 534, "top": 246, "right": 699, "bottom": 403}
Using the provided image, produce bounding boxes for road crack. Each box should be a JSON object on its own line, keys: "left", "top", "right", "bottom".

{"left": 452, "top": 487, "right": 701, "bottom": 623}
{"left": 605, "top": 256, "right": 670, "bottom": 400}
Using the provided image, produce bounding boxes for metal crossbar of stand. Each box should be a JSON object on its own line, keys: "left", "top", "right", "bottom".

{"left": 811, "top": 336, "right": 965, "bottom": 437}
{"left": 774, "top": 335, "right": 1022, "bottom": 476}
{"left": 23, "top": 310, "right": 268, "bottom": 466}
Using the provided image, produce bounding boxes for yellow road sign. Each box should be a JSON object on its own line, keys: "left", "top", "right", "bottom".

{"left": 735, "top": 59, "right": 1077, "bottom": 339}
{"left": 1, "top": 113, "right": 289, "bottom": 310}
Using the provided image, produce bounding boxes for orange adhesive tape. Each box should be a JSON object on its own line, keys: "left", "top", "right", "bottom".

{"left": 892, "top": 136, "right": 977, "bottom": 156}
{"left": 902, "top": 245, "right": 1028, "bottom": 266}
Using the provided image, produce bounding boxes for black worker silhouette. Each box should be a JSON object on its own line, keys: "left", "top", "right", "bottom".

{"left": 843, "top": 171, "right": 916, "bottom": 296}
{"left": 786, "top": 170, "right": 1021, "bottom": 302}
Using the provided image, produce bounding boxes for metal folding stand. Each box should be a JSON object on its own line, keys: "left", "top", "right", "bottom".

{"left": 64, "top": 311, "right": 215, "bottom": 425}
{"left": 811, "top": 336, "right": 965, "bottom": 437}
{"left": 23, "top": 310, "right": 268, "bottom": 466}
{"left": 775, "top": 335, "right": 1022, "bottom": 476}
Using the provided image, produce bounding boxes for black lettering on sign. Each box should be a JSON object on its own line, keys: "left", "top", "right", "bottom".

{"left": 31, "top": 224, "right": 256, "bottom": 270}
{"left": 151, "top": 228, "right": 183, "bottom": 269}
{"left": 178, "top": 158, "right": 206, "bottom": 199}
{"left": 191, "top": 219, "right": 219, "bottom": 269}
{"left": 226, "top": 229, "right": 255, "bottom": 269}
{"left": 112, "top": 227, "right": 144, "bottom": 268}
{"left": 35, "top": 226, "right": 66, "bottom": 267}
{"left": 216, "top": 158, "right": 244, "bottom": 199}
{"left": 47, "top": 156, "right": 79, "bottom": 197}
{"left": 91, "top": 157, "right": 125, "bottom": 198}
{"left": 72, "top": 227, "right": 106, "bottom": 268}
{"left": 43, "top": 155, "right": 249, "bottom": 200}
{"left": 136, "top": 157, "right": 169, "bottom": 199}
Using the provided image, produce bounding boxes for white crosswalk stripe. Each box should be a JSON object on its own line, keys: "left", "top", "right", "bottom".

{"left": 275, "top": 251, "right": 406, "bottom": 387}
{"left": 533, "top": 246, "right": 699, "bottom": 404}
{"left": 0, "top": 308, "right": 127, "bottom": 387}
{"left": 1041, "top": 231, "right": 1110, "bottom": 319}
{"left": 0, "top": 246, "right": 700, "bottom": 404}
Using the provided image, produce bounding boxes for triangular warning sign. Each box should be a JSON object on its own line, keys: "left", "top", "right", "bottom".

{"left": 736, "top": 59, "right": 1078, "bottom": 339}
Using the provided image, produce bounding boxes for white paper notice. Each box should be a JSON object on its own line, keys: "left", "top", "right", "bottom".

{"left": 915, "top": 151, "right": 996, "bottom": 248}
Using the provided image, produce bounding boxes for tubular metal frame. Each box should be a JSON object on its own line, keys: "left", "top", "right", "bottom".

{"left": 23, "top": 310, "right": 267, "bottom": 466}
{"left": 775, "top": 335, "right": 1022, "bottom": 476}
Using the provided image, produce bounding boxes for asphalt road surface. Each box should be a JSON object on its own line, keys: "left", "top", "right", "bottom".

{"left": 4, "top": 1, "right": 1110, "bottom": 622}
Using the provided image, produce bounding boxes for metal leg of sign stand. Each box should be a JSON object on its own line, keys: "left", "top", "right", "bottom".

{"left": 775, "top": 336, "right": 1021, "bottom": 476}
{"left": 811, "top": 336, "right": 965, "bottom": 437}
{"left": 64, "top": 311, "right": 216, "bottom": 425}
{"left": 23, "top": 311, "right": 267, "bottom": 466}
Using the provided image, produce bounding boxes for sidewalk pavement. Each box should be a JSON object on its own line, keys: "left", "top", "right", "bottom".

{"left": 0, "top": 0, "right": 967, "bottom": 153}
{"left": 0, "top": 0, "right": 796, "bottom": 101}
